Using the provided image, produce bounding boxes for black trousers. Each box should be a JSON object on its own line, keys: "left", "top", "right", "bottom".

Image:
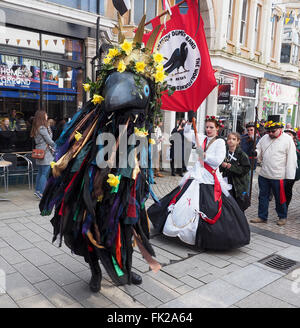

{"left": 285, "top": 179, "right": 295, "bottom": 208}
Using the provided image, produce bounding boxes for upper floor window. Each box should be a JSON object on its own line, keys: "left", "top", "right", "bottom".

{"left": 280, "top": 28, "right": 300, "bottom": 65}
{"left": 270, "top": 17, "right": 277, "bottom": 58}
{"left": 254, "top": 4, "right": 261, "bottom": 51}
{"left": 227, "top": 0, "right": 234, "bottom": 41}
{"left": 44, "top": 0, "right": 99, "bottom": 14}
{"left": 239, "top": 0, "right": 248, "bottom": 45}
{"left": 134, "top": 0, "right": 157, "bottom": 25}
{"left": 175, "top": 0, "right": 188, "bottom": 14}
{"left": 100, "top": 0, "right": 105, "bottom": 15}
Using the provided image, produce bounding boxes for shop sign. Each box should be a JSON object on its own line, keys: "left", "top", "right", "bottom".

{"left": 217, "top": 84, "right": 231, "bottom": 104}
{"left": 219, "top": 72, "right": 256, "bottom": 98}
{"left": 263, "top": 81, "right": 299, "bottom": 105}
{"left": 239, "top": 76, "right": 256, "bottom": 98}
{"left": 219, "top": 72, "right": 239, "bottom": 95}
{"left": 0, "top": 64, "right": 32, "bottom": 87}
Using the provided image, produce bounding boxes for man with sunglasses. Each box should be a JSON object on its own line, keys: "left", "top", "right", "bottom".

{"left": 250, "top": 116, "right": 297, "bottom": 226}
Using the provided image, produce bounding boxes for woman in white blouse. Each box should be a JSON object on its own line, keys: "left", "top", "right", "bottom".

{"left": 148, "top": 115, "right": 250, "bottom": 251}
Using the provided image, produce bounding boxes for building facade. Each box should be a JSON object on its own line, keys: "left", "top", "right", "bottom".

{"left": 0, "top": 0, "right": 101, "bottom": 151}
{"left": 1, "top": 0, "right": 299, "bottom": 153}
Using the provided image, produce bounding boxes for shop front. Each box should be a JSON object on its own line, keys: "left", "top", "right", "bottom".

{"left": 216, "top": 71, "right": 257, "bottom": 137}
{"left": 262, "top": 80, "right": 299, "bottom": 127}
{"left": 0, "top": 26, "right": 84, "bottom": 152}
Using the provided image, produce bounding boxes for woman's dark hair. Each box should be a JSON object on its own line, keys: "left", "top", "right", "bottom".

{"left": 30, "top": 110, "right": 48, "bottom": 138}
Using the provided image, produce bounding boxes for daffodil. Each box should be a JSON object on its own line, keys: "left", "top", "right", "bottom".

{"left": 153, "top": 70, "right": 166, "bottom": 83}
{"left": 103, "top": 56, "right": 112, "bottom": 64}
{"left": 83, "top": 83, "right": 91, "bottom": 92}
{"left": 117, "top": 60, "right": 126, "bottom": 73}
{"left": 134, "top": 127, "right": 148, "bottom": 137}
{"left": 50, "top": 161, "right": 56, "bottom": 169}
{"left": 108, "top": 48, "right": 120, "bottom": 57}
{"left": 75, "top": 131, "right": 82, "bottom": 141}
{"left": 107, "top": 174, "right": 120, "bottom": 187}
{"left": 135, "top": 61, "right": 146, "bottom": 73}
{"left": 149, "top": 138, "right": 156, "bottom": 144}
{"left": 155, "top": 64, "right": 164, "bottom": 72}
{"left": 121, "top": 39, "right": 133, "bottom": 55}
{"left": 153, "top": 52, "right": 164, "bottom": 64}
{"left": 92, "top": 94, "right": 104, "bottom": 105}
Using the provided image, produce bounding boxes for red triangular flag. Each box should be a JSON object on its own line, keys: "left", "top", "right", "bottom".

{"left": 143, "top": 0, "right": 217, "bottom": 112}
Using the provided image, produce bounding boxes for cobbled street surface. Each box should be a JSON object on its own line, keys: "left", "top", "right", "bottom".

{"left": 0, "top": 168, "right": 299, "bottom": 308}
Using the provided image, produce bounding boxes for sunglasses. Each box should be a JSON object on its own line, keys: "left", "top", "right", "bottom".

{"left": 267, "top": 129, "right": 277, "bottom": 134}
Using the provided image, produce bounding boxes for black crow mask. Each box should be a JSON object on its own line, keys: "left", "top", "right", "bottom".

{"left": 103, "top": 71, "right": 150, "bottom": 113}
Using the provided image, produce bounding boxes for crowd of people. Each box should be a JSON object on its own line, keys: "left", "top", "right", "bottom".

{"left": 148, "top": 112, "right": 299, "bottom": 253}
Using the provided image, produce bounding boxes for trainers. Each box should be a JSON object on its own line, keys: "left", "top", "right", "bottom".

{"left": 250, "top": 218, "right": 267, "bottom": 223}
{"left": 276, "top": 219, "right": 287, "bottom": 226}
{"left": 34, "top": 192, "right": 42, "bottom": 200}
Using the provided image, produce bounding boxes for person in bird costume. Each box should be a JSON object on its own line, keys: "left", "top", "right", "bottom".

{"left": 39, "top": 15, "right": 171, "bottom": 292}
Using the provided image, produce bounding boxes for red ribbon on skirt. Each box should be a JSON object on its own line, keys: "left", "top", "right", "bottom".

{"left": 279, "top": 179, "right": 286, "bottom": 204}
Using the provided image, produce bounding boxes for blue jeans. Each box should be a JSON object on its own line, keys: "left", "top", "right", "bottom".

{"left": 35, "top": 165, "right": 50, "bottom": 194}
{"left": 258, "top": 175, "right": 287, "bottom": 220}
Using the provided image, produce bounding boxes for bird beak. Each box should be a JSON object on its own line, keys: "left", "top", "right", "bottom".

{"left": 103, "top": 71, "right": 150, "bottom": 113}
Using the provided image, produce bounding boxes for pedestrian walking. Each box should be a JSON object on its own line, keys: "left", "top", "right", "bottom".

{"left": 170, "top": 119, "right": 186, "bottom": 177}
{"left": 241, "top": 121, "right": 260, "bottom": 193}
{"left": 250, "top": 116, "right": 297, "bottom": 226}
{"left": 30, "top": 110, "right": 55, "bottom": 200}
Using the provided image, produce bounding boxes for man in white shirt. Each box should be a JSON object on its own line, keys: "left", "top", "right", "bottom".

{"left": 250, "top": 117, "right": 297, "bottom": 226}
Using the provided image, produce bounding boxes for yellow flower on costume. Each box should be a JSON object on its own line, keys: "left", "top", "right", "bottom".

{"left": 135, "top": 61, "right": 146, "bottom": 73}
{"left": 103, "top": 56, "right": 112, "bottom": 64}
{"left": 295, "top": 128, "right": 298, "bottom": 132}
{"left": 256, "top": 124, "right": 260, "bottom": 128}
{"left": 149, "top": 138, "right": 156, "bottom": 144}
{"left": 75, "top": 131, "right": 82, "bottom": 141}
{"left": 107, "top": 174, "right": 120, "bottom": 187}
{"left": 108, "top": 48, "right": 120, "bottom": 58}
{"left": 134, "top": 127, "right": 148, "bottom": 137}
{"left": 121, "top": 39, "right": 133, "bottom": 55}
{"left": 153, "top": 52, "right": 164, "bottom": 64}
{"left": 83, "top": 83, "right": 91, "bottom": 92}
{"left": 92, "top": 94, "right": 104, "bottom": 105}
{"left": 117, "top": 60, "right": 126, "bottom": 73}
{"left": 153, "top": 70, "right": 166, "bottom": 83}
{"left": 50, "top": 161, "right": 56, "bottom": 169}
{"left": 155, "top": 64, "right": 164, "bottom": 72}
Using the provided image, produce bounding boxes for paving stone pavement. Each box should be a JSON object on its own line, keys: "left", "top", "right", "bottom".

{"left": 0, "top": 169, "right": 300, "bottom": 308}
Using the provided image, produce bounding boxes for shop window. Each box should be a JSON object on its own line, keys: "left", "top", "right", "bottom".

{"left": 134, "top": 0, "right": 157, "bottom": 25}
{"left": 41, "top": 61, "right": 83, "bottom": 124}
{"left": 0, "top": 26, "right": 40, "bottom": 52}
{"left": 41, "top": 34, "right": 83, "bottom": 62}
